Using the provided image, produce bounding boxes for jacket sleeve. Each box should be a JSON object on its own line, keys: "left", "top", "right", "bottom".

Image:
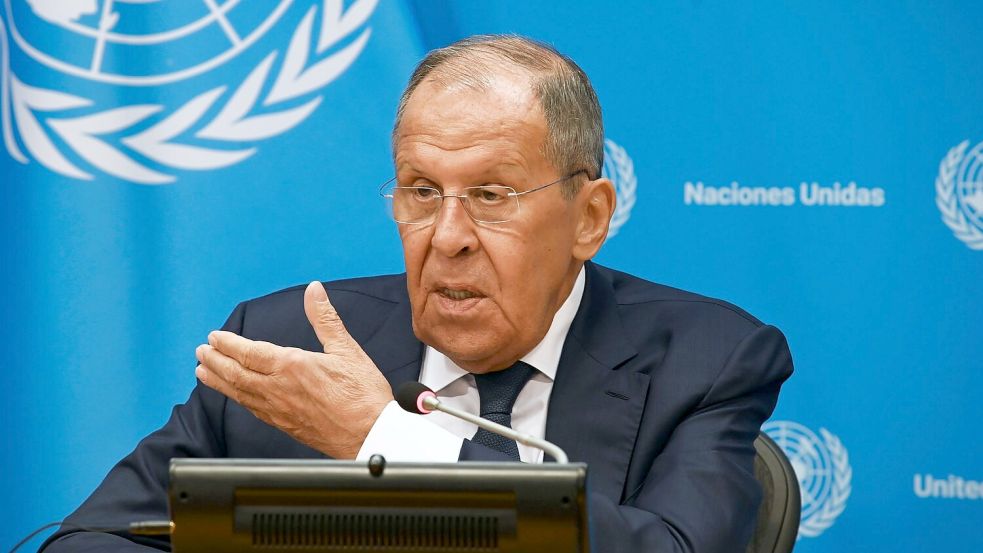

{"left": 466, "top": 324, "right": 793, "bottom": 553}
{"left": 39, "top": 304, "right": 246, "bottom": 552}
{"left": 592, "top": 324, "right": 792, "bottom": 552}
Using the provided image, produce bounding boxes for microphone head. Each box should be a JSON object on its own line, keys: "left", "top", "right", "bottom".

{"left": 395, "top": 382, "right": 437, "bottom": 414}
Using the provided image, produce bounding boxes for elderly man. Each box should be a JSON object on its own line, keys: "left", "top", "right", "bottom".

{"left": 43, "top": 35, "right": 792, "bottom": 552}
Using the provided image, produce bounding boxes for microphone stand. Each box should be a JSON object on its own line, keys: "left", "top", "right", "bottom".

{"left": 421, "top": 396, "right": 570, "bottom": 464}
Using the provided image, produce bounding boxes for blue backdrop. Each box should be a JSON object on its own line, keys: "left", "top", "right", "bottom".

{"left": 2, "top": 1, "right": 981, "bottom": 551}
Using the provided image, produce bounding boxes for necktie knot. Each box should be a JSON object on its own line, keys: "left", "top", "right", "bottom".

{"left": 474, "top": 361, "right": 537, "bottom": 417}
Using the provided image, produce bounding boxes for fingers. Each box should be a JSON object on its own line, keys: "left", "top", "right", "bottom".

{"left": 208, "top": 330, "right": 278, "bottom": 374}
{"left": 304, "top": 281, "right": 352, "bottom": 351}
{"left": 195, "top": 344, "right": 261, "bottom": 404}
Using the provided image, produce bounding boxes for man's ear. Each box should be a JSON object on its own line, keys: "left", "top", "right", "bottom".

{"left": 572, "top": 177, "right": 616, "bottom": 261}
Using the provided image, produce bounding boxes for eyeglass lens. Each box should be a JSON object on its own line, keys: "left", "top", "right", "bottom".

{"left": 388, "top": 186, "right": 518, "bottom": 224}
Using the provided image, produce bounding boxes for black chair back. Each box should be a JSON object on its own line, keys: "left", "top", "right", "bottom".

{"left": 746, "top": 432, "right": 801, "bottom": 553}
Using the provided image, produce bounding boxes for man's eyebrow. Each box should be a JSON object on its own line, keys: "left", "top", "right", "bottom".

{"left": 393, "top": 165, "right": 527, "bottom": 185}
{"left": 393, "top": 164, "right": 427, "bottom": 179}
{"left": 393, "top": 161, "right": 416, "bottom": 173}
{"left": 473, "top": 161, "right": 532, "bottom": 184}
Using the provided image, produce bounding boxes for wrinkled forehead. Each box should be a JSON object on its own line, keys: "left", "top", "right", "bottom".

{"left": 395, "top": 75, "right": 547, "bottom": 155}
{"left": 397, "top": 64, "right": 543, "bottom": 132}
{"left": 415, "top": 79, "right": 535, "bottom": 121}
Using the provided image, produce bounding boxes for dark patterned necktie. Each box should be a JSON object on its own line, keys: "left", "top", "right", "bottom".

{"left": 471, "top": 361, "right": 537, "bottom": 460}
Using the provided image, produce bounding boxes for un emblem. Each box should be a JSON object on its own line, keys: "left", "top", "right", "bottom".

{"left": 936, "top": 140, "right": 983, "bottom": 250}
{"left": 0, "top": 0, "right": 378, "bottom": 184}
{"left": 600, "top": 138, "right": 637, "bottom": 239}
{"left": 762, "top": 420, "right": 851, "bottom": 539}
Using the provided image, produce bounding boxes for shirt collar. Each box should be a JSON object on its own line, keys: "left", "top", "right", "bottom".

{"left": 420, "top": 266, "right": 587, "bottom": 391}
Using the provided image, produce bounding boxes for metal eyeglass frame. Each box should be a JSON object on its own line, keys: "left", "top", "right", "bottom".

{"left": 379, "top": 170, "right": 587, "bottom": 225}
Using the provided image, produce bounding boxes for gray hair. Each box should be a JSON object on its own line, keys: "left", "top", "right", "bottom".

{"left": 392, "top": 35, "right": 604, "bottom": 198}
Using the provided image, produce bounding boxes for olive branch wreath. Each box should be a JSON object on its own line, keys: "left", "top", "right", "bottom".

{"left": 602, "top": 138, "right": 637, "bottom": 239}
{"left": 935, "top": 140, "right": 983, "bottom": 250}
{"left": 0, "top": 0, "right": 377, "bottom": 184}
{"left": 798, "top": 428, "right": 852, "bottom": 538}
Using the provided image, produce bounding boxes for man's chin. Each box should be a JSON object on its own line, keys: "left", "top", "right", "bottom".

{"left": 413, "top": 322, "right": 512, "bottom": 372}
{"left": 422, "top": 334, "right": 495, "bottom": 363}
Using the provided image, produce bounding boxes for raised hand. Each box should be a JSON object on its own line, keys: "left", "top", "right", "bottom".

{"left": 194, "top": 281, "right": 394, "bottom": 459}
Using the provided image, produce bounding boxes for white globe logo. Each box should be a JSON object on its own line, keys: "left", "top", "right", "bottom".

{"left": 8, "top": 0, "right": 293, "bottom": 85}
{"left": 1, "top": 0, "right": 379, "bottom": 183}
{"left": 957, "top": 142, "right": 983, "bottom": 224}
{"left": 600, "top": 138, "right": 637, "bottom": 239}
{"left": 936, "top": 140, "right": 983, "bottom": 249}
{"left": 763, "top": 420, "right": 851, "bottom": 539}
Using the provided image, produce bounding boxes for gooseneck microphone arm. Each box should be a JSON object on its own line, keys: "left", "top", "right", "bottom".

{"left": 396, "top": 382, "right": 570, "bottom": 464}
{"left": 423, "top": 395, "right": 570, "bottom": 464}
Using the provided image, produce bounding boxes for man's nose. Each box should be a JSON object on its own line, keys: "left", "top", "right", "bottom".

{"left": 430, "top": 195, "right": 479, "bottom": 257}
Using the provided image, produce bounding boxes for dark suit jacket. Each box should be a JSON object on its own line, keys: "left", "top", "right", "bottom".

{"left": 42, "top": 262, "right": 793, "bottom": 552}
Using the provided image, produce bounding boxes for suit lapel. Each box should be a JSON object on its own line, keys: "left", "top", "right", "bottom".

{"left": 546, "top": 263, "right": 650, "bottom": 502}
{"left": 359, "top": 294, "right": 425, "bottom": 391}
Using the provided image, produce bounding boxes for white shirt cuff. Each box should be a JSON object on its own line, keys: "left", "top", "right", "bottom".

{"left": 355, "top": 400, "right": 464, "bottom": 462}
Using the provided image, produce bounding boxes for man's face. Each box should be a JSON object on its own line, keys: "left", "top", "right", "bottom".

{"left": 393, "top": 72, "right": 586, "bottom": 373}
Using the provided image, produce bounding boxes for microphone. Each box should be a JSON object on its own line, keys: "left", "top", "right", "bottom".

{"left": 395, "top": 381, "right": 569, "bottom": 464}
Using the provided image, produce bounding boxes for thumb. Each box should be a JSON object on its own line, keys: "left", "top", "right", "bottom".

{"left": 304, "top": 281, "right": 348, "bottom": 350}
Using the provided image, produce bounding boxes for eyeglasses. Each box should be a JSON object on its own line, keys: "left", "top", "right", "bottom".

{"left": 380, "top": 171, "right": 586, "bottom": 225}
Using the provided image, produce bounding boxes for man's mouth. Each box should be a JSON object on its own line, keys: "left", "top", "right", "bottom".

{"left": 438, "top": 287, "right": 482, "bottom": 300}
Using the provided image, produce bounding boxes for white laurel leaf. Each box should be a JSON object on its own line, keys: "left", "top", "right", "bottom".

{"left": 266, "top": 6, "right": 371, "bottom": 105}
{"left": 11, "top": 76, "right": 90, "bottom": 112}
{"left": 291, "top": 27, "right": 369, "bottom": 96}
{"left": 48, "top": 105, "right": 173, "bottom": 184}
{"left": 123, "top": 87, "right": 255, "bottom": 170}
{"left": 935, "top": 142, "right": 963, "bottom": 220}
{"left": 0, "top": 17, "right": 27, "bottom": 163}
{"left": 197, "top": 53, "right": 274, "bottom": 140}
{"left": 612, "top": 148, "right": 637, "bottom": 223}
{"left": 318, "top": 0, "right": 378, "bottom": 53}
{"left": 2, "top": 87, "right": 26, "bottom": 163}
{"left": 1, "top": 96, "right": 24, "bottom": 163}
{"left": 128, "top": 87, "right": 226, "bottom": 145}
{"left": 236, "top": 95, "right": 322, "bottom": 138}
{"left": 265, "top": 7, "right": 316, "bottom": 104}
{"left": 935, "top": 140, "right": 983, "bottom": 250}
{"left": 10, "top": 76, "right": 91, "bottom": 179}
{"left": 198, "top": 52, "right": 323, "bottom": 142}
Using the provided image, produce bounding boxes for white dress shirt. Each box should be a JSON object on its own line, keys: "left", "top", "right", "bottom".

{"left": 356, "top": 267, "right": 586, "bottom": 464}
